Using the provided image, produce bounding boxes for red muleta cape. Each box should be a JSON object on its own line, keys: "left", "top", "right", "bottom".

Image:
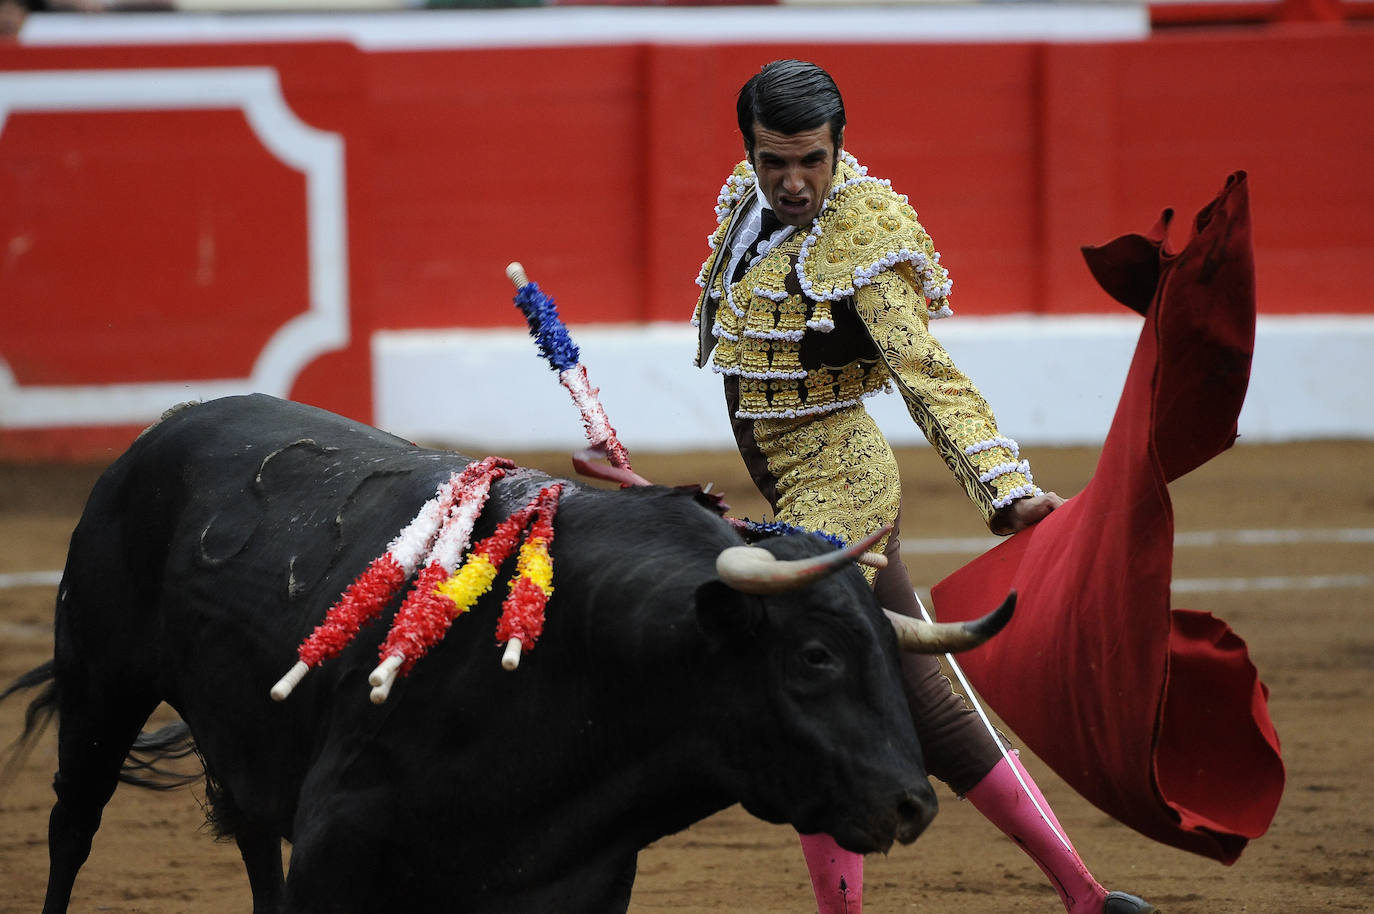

{"left": 931, "top": 172, "right": 1284, "bottom": 864}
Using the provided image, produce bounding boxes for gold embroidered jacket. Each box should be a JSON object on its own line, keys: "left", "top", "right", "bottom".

{"left": 691, "top": 153, "right": 1038, "bottom": 524}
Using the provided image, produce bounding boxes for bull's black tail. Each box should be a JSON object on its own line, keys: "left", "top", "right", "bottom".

{"left": 122, "top": 721, "right": 201, "bottom": 790}
{"left": 1, "top": 661, "right": 202, "bottom": 792}
{"left": 0, "top": 660, "right": 59, "bottom": 789}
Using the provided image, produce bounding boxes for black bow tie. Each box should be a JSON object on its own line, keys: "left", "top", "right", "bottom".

{"left": 757, "top": 206, "right": 784, "bottom": 241}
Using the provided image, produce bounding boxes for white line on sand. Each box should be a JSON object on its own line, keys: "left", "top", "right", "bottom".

{"left": 2, "top": 530, "right": 1370, "bottom": 594}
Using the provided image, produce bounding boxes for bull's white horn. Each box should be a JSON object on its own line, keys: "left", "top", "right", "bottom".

{"left": 506, "top": 262, "right": 529, "bottom": 289}
{"left": 716, "top": 526, "right": 892, "bottom": 594}
{"left": 884, "top": 591, "right": 1016, "bottom": 654}
{"left": 270, "top": 660, "right": 309, "bottom": 702}
{"left": 501, "top": 638, "right": 523, "bottom": 671}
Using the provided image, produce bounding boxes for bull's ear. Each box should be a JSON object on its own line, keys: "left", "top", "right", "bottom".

{"left": 694, "top": 580, "right": 764, "bottom": 649}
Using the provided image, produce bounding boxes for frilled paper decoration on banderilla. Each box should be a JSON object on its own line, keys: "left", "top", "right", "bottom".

{"left": 507, "top": 261, "right": 646, "bottom": 486}
{"left": 269, "top": 457, "right": 564, "bottom": 705}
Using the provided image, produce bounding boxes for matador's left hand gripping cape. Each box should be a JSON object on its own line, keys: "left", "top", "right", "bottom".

{"left": 692, "top": 152, "right": 1037, "bottom": 526}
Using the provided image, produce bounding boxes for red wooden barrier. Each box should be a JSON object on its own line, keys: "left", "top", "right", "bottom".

{"left": 1, "top": 25, "right": 1371, "bottom": 457}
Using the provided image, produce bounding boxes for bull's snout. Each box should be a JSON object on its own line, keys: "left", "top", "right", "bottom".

{"left": 894, "top": 783, "right": 940, "bottom": 845}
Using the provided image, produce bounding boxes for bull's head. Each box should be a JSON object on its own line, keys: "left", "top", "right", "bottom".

{"left": 695, "top": 529, "right": 1013, "bottom": 854}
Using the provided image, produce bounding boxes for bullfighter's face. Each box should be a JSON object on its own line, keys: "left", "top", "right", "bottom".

{"left": 748, "top": 121, "right": 839, "bottom": 227}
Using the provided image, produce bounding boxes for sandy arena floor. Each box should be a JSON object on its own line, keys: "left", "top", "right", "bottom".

{"left": 2, "top": 441, "right": 1371, "bottom": 913}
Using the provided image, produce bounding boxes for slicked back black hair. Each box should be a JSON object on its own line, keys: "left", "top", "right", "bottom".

{"left": 737, "top": 59, "right": 846, "bottom": 156}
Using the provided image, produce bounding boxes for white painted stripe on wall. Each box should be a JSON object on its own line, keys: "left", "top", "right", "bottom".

{"left": 18, "top": 6, "right": 1150, "bottom": 50}
{"left": 0, "top": 67, "right": 349, "bottom": 429}
{"left": 372, "top": 315, "right": 1374, "bottom": 451}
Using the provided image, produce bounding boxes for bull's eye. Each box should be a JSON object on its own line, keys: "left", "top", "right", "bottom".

{"left": 800, "top": 643, "right": 838, "bottom": 671}
{"left": 789, "top": 639, "right": 844, "bottom": 693}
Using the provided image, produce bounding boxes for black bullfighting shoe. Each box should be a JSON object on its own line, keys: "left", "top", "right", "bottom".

{"left": 1103, "top": 891, "right": 1160, "bottom": 913}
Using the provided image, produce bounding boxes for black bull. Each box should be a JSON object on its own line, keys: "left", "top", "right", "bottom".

{"left": 6, "top": 394, "right": 976, "bottom": 913}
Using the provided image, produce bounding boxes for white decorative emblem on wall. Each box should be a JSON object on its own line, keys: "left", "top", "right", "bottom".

{"left": 0, "top": 67, "right": 348, "bottom": 428}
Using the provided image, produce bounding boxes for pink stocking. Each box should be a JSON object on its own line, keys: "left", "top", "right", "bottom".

{"left": 964, "top": 752, "right": 1108, "bottom": 913}
{"left": 798, "top": 832, "right": 862, "bottom": 914}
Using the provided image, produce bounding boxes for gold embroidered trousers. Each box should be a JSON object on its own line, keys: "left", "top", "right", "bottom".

{"left": 725, "top": 379, "right": 1005, "bottom": 792}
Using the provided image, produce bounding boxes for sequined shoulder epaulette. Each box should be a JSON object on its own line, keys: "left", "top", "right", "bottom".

{"left": 798, "top": 156, "right": 952, "bottom": 319}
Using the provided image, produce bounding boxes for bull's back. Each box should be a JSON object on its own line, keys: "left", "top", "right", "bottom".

{"left": 55, "top": 397, "right": 466, "bottom": 797}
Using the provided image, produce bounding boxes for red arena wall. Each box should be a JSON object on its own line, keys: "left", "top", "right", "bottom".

{"left": 1, "top": 19, "right": 1371, "bottom": 457}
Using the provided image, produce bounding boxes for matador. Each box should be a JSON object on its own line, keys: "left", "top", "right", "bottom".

{"left": 691, "top": 59, "right": 1157, "bottom": 914}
